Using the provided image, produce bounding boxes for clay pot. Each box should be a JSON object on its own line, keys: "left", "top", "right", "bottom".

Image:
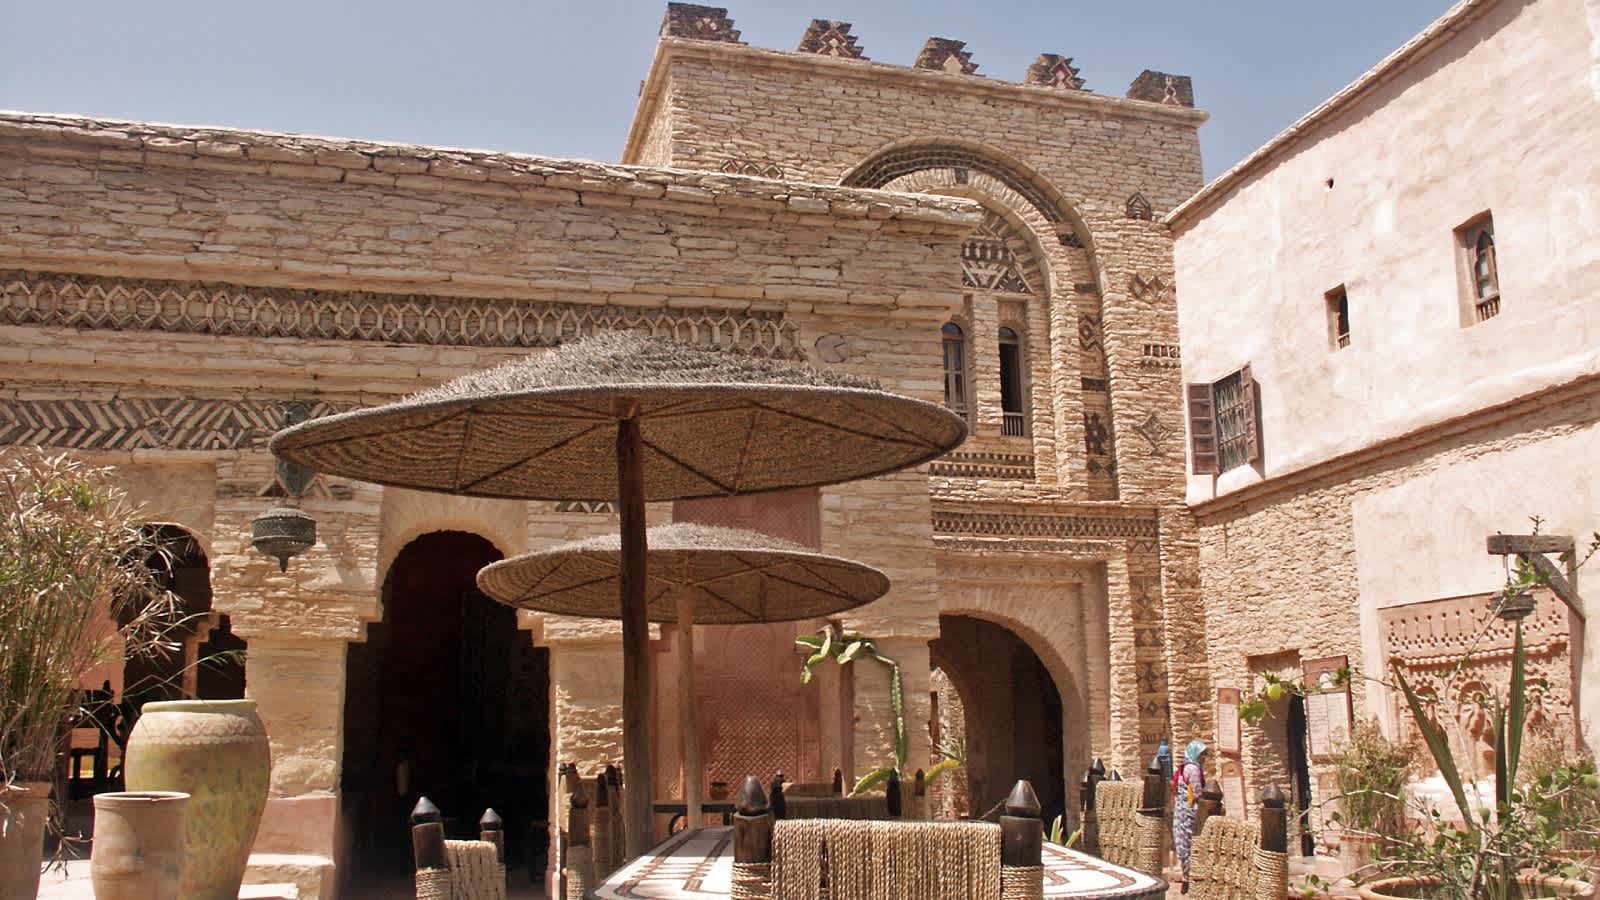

{"left": 1359, "top": 875, "right": 1596, "bottom": 899}
{"left": 1341, "top": 830, "right": 1381, "bottom": 878}
{"left": 126, "top": 699, "right": 272, "bottom": 900}
{"left": 91, "top": 791, "right": 190, "bottom": 900}
{"left": 0, "top": 781, "right": 51, "bottom": 900}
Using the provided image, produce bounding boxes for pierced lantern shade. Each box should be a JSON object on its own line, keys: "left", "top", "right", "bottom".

{"left": 250, "top": 506, "right": 316, "bottom": 571}
{"left": 1492, "top": 588, "right": 1536, "bottom": 621}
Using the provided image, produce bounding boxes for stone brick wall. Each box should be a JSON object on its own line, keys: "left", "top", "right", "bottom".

{"left": 1194, "top": 374, "right": 1600, "bottom": 811}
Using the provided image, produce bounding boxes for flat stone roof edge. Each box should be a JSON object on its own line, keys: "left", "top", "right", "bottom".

{"left": 0, "top": 110, "right": 983, "bottom": 227}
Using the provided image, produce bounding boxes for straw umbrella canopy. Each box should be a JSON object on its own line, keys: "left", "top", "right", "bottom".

{"left": 478, "top": 522, "right": 890, "bottom": 826}
{"left": 269, "top": 331, "right": 966, "bottom": 856}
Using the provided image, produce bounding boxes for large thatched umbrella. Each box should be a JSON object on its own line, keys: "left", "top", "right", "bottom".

{"left": 477, "top": 522, "right": 890, "bottom": 828}
{"left": 270, "top": 332, "right": 966, "bottom": 856}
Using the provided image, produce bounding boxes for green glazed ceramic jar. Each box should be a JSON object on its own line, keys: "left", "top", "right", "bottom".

{"left": 126, "top": 699, "right": 271, "bottom": 900}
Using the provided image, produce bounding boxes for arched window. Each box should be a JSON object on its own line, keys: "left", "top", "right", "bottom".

{"left": 941, "top": 322, "right": 968, "bottom": 420}
{"left": 1458, "top": 214, "right": 1500, "bottom": 322}
{"left": 998, "top": 326, "right": 1026, "bottom": 436}
{"left": 1473, "top": 230, "right": 1498, "bottom": 300}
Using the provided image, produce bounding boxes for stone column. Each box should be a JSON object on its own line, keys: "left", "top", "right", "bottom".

{"left": 1104, "top": 554, "right": 1142, "bottom": 771}
{"left": 243, "top": 634, "right": 349, "bottom": 858}
{"left": 850, "top": 637, "right": 933, "bottom": 785}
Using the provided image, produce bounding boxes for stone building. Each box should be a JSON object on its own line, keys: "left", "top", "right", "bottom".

{"left": 1169, "top": 0, "right": 1599, "bottom": 842}
{"left": 1, "top": 4, "right": 1205, "bottom": 894}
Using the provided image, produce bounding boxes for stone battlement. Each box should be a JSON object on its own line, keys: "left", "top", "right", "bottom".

{"left": 659, "top": 2, "right": 1195, "bottom": 108}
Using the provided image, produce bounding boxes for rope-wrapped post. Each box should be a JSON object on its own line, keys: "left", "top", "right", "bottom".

{"left": 1136, "top": 756, "right": 1168, "bottom": 875}
{"left": 564, "top": 786, "right": 593, "bottom": 900}
{"left": 1257, "top": 785, "right": 1290, "bottom": 900}
{"left": 412, "top": 797, "right": 452, "bottom": 900}
{"left": 480, "top": 808, "right": 505, "bottom": 864}
{"left": 607, "top": 764, "right": 627, "bottom": 869}
{"left": 1001, "top": 780, "right": 1044, "bottom": 900}
{"left": 913, "top": 768, "right": 928, "bottom": 819}
{"left": 412, "top": 796, "right": 447, "bottom": 871}
{"left": 887, "top": 768, "right": 902, "bottom": 818}
{"left": 1260, "top": 784, "right": 1287, "bottom": 853}
{"left": 770, "top": 772, "right": 787, "bottom": 821}
{"left": 1194, "top": 781, "right": 1224, "bottom": 843}
{"left": 1081, "top": 761, "right": 1103, "bottom": 856}
{"left": 592, "top": 773, "right": 614, "bottom": 878}
{"left": 732, "top": 776, "right": 773, "bottom": 900}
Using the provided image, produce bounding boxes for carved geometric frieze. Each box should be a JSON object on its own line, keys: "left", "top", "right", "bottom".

{"left": 961, "top": 211, "right": 1038, "bottom": 294}
{"left": 934, "top": 538, "right": 1118, "bottom": 557}
{"left": 1127, "top": 70, "right": 1195, "bottom": 108}
{"left": 0, "top": 397, "right": 358, "bottom": 452}
{"left": 797, "top": 19, "right": 866, "bottom": 59}
{"left": 554, "top": 500, "right": 617, "bottom": 514}
{"left": 1125, "top": 192, "right": 1153, "bottom": 221}
{"left": 928, "top": 450, "right": 1035, "bottom": 481}
{"left": 718, "top": 158, "right": 785, "bottom": 179}
{"left": 932, "top": 509, "right": 1158, "bottom": 541}
{"left": 1129, "top": 273, "right": 1168, "bottom": 301}
{"left": 0, "top": 270, "right": 804, "bottom": 359}
{"left": 1140, "top": 343, "right": 1181, "bottom": 369}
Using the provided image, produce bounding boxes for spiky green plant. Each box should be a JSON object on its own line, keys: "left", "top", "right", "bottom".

{"left": 0, "top": 450, "right": 182, "bottom": 785}
{"left": 797, "top": 628, "right": 907, "bottom": 790}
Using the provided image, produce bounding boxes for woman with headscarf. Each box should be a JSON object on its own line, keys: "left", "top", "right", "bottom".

{"left": 1171, "top": 739, "right": 1207, "bottom": 892}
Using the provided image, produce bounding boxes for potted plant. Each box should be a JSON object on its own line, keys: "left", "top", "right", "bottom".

{"left": 0, "top": 450, "right": 181, "bottom": 897}
{"left": 1331, "top": 719, "right": 1414, "bottom": 879}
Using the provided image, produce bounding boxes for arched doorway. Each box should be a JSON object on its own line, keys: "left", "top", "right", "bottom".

{"left": 122, "top": 525, "right": 245, "bottom": 707}
{"left": 340, "top": 530, "right": 549, "bottom": 890}
{"left": 929, "top": 614, "right": 1066, "bottom": 827}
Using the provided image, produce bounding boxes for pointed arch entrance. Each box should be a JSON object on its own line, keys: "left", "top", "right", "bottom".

{"left": 340, "top": 530, "right": 550, "bottom": 889}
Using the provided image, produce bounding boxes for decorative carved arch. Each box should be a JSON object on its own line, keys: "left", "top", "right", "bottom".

{"left": 840, "top": 138, "right": 1094, "bottom": 254}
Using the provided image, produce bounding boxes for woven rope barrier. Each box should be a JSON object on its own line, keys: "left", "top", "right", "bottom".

{"left": 771, "top": 818, "right": 1003, "bottom": 900}
{"left": 445, "top": 840, "right": 506, "bottom": 900}
{"left": 564, "top": 845, "right": 594, "bottom": 900}
{"left": 1000, "top": 865, "right": 1044, "bottom": 900}
{"left": 1189, "top": 816, "right": 1262, "bottom": 900}
{"left": 1093, "top": 781, "right": 1146, "bottom": 871}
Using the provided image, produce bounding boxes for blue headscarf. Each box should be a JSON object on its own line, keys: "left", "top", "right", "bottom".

{"left": 1185, "top": 739, "right": 1207, "bottom": 765}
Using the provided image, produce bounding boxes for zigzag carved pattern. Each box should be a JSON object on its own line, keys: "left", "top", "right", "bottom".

{"left": 0, "top": 398, "right": 357, "bottom": 451}
{"left": 931, "top": 510, "right": 1158, "bottom": 540}
{"left": 0, "top": 270, "right": 804, "bottom": 358}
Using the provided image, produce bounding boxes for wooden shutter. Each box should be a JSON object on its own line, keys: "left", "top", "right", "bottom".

{"left": 1239, "top": 363, "right": 1261, "bottom": 464}
{"left": 1187, "top": 382, "right": 1218, "bottom": 474}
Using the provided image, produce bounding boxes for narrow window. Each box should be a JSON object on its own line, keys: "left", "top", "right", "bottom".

{"left": 1457, "top": 214, "right": 1499, "bottom": 323}
{"left": 1188, "top": 364, "right": 1260, "bottom": 474}
{"left": 941, "top": 322, "right": 968, "bottom": 420}
{"left": 1326, "top": 286, "right": 1350, "bottom": 350}
{"left": 998, "top": 326, "right": 1026, "bottom": 436}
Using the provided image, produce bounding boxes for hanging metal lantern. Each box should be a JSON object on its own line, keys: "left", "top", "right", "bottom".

{"left": 250, "top": 505, "right": 317, "bottom": 572}
{"left": 1491, "top": 586, "right": 1536, "bottom": 621}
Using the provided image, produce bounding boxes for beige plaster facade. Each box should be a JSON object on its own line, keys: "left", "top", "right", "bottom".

{"left": 1169, "top": 0, "right": 1600, "bottom": 829}
{"left": 2, "top": 3, "right": 1208, "bottom": 893}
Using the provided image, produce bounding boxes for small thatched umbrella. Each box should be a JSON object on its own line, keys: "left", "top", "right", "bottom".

{"left": 270, "top": 332, "right": 966, "bottom": 855}
{"left": 478, "top": 522, "right": 890, "bottom": 828}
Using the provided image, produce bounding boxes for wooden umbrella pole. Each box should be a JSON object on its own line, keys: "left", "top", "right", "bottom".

{"left": 617, "top": 414, "right": 653, "bottom": 858}
{"left": 675, "top": 585, "right": 702, "bottom": 830}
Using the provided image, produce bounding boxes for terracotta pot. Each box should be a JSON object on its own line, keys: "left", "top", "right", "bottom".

{"left": 1359, "top": 875, "right": 1597, "bottom": 899}
{"left": 126, "top": 699, "right": 272, "bottom": 900}
{"left": 0, "top": 781, "right": 51, "bottom": 900}
{"left": 1341, "top": 830, "right": 1381, "bottom": 878}
{"left": 91, "top": 791, "right": 190, "bottom": 900}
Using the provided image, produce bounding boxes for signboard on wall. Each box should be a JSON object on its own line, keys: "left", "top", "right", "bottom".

{"left": 1302, "top": 655, "right": 1353, "bottom": 760}
{"left": 1219, "top": 757, "right": 1247, "bottom": 820}
{"left": 1216, "top": 687, "right": 1242, "bottom": 756}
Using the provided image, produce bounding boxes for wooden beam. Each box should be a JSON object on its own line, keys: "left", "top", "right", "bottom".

{"left": 1521, "top": 552, "right": 1587, "bottom": 623}
{"left": 1486, "top": 534, "right": 1575, "bottom": 556}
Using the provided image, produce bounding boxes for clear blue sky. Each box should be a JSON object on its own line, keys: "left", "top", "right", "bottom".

{"left": 0, "top": 0, "right": 1456, "bottom": 182}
